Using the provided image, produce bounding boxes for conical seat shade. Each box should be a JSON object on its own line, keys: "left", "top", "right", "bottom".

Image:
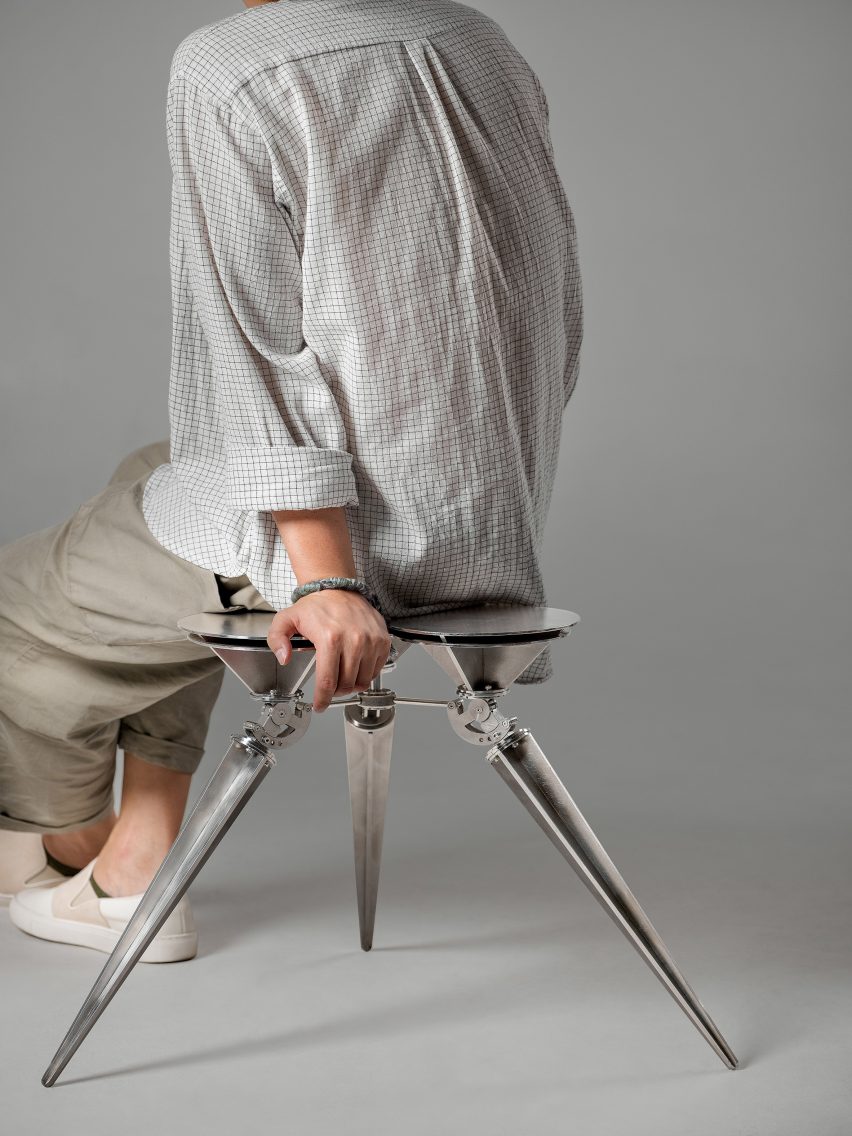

{"left": 178, "top": 612, "right": 315, "bottom": 696}
{"left": 204, "top": 643, "right": 316, "bottom": 698}
{"left": 418, "top": 640, "right": 551, "bottom": 690}
{"left": 388, "top": 604, "right": 580, "bottom": 690}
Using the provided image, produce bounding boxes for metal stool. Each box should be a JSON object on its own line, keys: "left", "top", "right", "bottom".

{"left": 41, "top": 604, "right": 738, "bottom": 1085}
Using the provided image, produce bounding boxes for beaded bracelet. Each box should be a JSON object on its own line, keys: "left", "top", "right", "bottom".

{"left": 291, "top": 576, "right": 384, "bottom": 616}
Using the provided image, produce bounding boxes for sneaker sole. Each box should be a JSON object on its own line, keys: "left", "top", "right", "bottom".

{"left": 8, "top": 896, "right": 197, "bottom": 963}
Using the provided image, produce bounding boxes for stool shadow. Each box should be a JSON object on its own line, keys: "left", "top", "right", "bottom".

{"left": 55, "top": 956, "right": 754, "bottom": 1086}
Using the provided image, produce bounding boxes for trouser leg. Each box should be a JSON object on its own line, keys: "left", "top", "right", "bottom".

{"left": 0, "top": 440, "right": 232, "bottom": 834}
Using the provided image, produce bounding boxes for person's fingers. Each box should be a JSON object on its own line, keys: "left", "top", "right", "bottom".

{"left": 373, "top": 645, "right": 391, "bottom": 681}
{"left": 267, "top": 610, "right": 296, "bottom": 665}
{"left": 356, "top": 645, "right": 390, "bottom": 686}
{"left": 337, "top": 636, "right": 390, "bottom": 694}
{"left": 354, "top": 646, "right": 379, "bottom": 691}
{"left": 338, "top": 631, "right": 369, "bottom": 693}
{"left": 313, "top": 629, "right": 342, "bottom": 712}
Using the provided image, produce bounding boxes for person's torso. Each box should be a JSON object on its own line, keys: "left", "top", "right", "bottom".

{"left": 150, "top": 0, "right": 581, "bottom": 664}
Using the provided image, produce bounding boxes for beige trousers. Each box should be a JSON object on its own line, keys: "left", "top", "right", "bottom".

{"left": 0, "top": 440, "right": 273, "bottom": 835}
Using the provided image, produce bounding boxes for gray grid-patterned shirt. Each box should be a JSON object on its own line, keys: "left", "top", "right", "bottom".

{"left": 142, "top": 0, "right": 583, "bottom": 683}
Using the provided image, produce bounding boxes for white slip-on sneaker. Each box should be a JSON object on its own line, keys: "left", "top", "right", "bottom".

{"left": 0, "top": 830, "right": 67, "bottom": 905}
{"left": 8, "top": 859, "right": 197, "bottom": 963}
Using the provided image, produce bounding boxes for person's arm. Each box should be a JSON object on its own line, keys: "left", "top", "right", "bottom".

{"left": 167, "top": 69, "right": 357, "bottom": 510}
{"left": 167, "top": 66, "right": 390, "bottom": 705}
{"left": 271, "top": 507, "right": 357, "bottom": 583}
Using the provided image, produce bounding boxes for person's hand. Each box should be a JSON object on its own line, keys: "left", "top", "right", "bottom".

{"left": 267, "top": 589, "right": 392, "bottom": 712}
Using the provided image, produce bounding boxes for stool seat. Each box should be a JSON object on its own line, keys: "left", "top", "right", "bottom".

{"left": 386, "top": 604, "right": 579, "bottom": 644}
{"left": 178, "top": 611, "right": 313, "bottom": 649}
{"left": 178, "top": 604, "right": 580, "bottom": 648}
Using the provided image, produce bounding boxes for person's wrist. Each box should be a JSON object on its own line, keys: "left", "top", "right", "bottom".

{"left": 291, "top": 576, "right": 384, "bottom": 616}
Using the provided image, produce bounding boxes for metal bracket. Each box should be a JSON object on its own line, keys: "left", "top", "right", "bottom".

{"left": 446, "top": 688, "right": 517, "bottom": 746}
{"left": 243, "top": 695, "right": 312, "bottom": 748}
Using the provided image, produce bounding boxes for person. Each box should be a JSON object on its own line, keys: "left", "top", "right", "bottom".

{"left": 0, "top": 0, "right": 583, "bottom": 961}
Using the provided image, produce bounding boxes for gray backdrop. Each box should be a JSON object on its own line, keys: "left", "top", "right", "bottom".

{"left": 1, "top": 1, "right": 850, "bottom": 1132}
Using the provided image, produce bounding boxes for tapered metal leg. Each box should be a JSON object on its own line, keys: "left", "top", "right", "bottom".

{"left": 343, "top": 701, "right": 395, "bottom": 951}
{"left": 487, "top": 727, "right": 738, "bottom": 1070}
{"left": 42, "top": 733, "right": 276, "bottom": 1087}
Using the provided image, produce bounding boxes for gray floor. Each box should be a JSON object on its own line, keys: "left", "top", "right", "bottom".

{"left": 2, "top": 636, "right": 850, "bottom": 1135}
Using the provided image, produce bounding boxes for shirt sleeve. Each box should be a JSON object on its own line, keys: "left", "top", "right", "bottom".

{"left": 167, "top": 69, "right": 359, "bottom": 512}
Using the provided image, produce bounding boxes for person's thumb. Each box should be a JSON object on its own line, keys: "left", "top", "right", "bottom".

{"left": 268, "top": 611, "right": 297, "bottom": 666}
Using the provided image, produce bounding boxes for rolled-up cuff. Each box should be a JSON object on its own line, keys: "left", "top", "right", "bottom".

{"left": 117, "top": 727, "right": 205, "bottom": 775}
{"left": 0, "top": 797, "right": 116, "bottom": 836}
{"left": 225, "top": 443, "right": 359, "bottom": 511}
